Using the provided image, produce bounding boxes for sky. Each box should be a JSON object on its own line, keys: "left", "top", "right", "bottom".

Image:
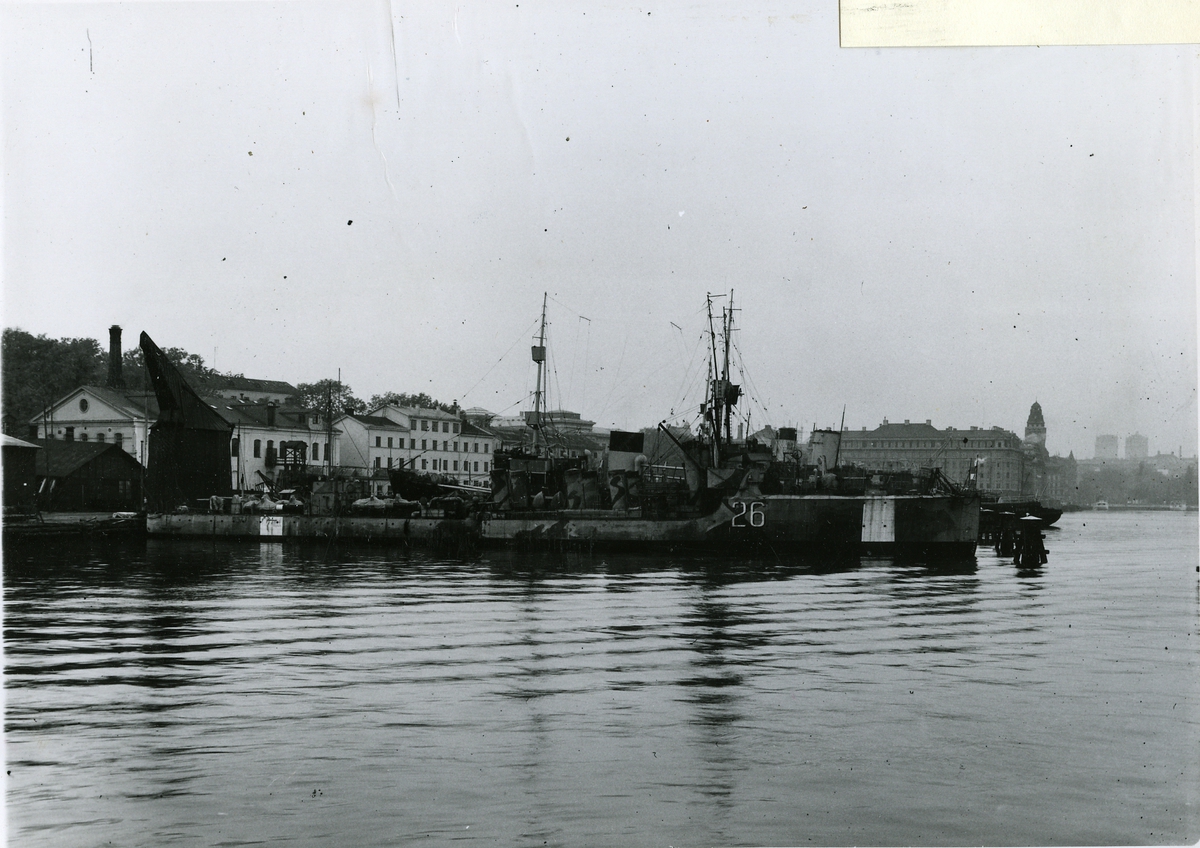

{"left": 2, "top": 1, "right": 1196, "bottom": 460}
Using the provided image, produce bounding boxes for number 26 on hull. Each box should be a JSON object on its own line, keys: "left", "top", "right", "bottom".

{"left": 730, "top": 501, "right": 765, "bottom": 528}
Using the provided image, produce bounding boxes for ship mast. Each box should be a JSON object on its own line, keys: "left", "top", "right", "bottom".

{"left": 531, "top": 292, "right": 548, "bottom": 454}
{"left": 706, "top": 293, "right": 722, "bottom": 465}
{"left": 722, "top": 290, "right": 734, "bottom": 448}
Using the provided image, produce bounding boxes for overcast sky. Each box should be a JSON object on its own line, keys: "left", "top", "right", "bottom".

{"left": 2, "top": 1, "right": 1195, "bottom": 459}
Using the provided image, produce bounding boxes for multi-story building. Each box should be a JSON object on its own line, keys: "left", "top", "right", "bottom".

{"left": 332, "top": 413, "right": 412, "bottom": 481}
{"left": 1125, "top": 433, "right": 1149, "bottom": 459}
{"left": 218, "top": 400, "right": 337, "bottom": 491}
{"left": 371, "top": 404, "right": 480, "bottom": 478}
{"left": 837, "top": 418, "right": 1026, "bottom": 498}
{"left": 332, "top": 405, "right": 497, "bottom": 487}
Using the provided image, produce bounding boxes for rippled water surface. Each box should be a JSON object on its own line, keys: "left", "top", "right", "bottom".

{"left": 5, "top": 511, "right": 1198, "bottom": 846}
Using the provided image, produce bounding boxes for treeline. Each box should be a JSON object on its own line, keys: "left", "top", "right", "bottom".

{"left": 2, "top": 327, "right": 457, "bottom": 437}
{"left": 287, "top": 380, "right": 458, "bottom": 416}
{"left": 2, "top": 328, "right": 234, "bottom": 436}
{"left": 1074, "top": 462, "right": 1198, "bottom": 506}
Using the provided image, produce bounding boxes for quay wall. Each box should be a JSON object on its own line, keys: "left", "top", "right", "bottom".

{"left": 147, "top": 514, "right": 473, "bottom": 542}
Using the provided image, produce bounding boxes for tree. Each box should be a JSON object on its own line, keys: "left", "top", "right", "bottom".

{"left": 366, "top": 391, "right": 457, "bottom": 414}
{"left": 292, "top": 380, "right": 365, "bottom": 415}
{"left": 2, "top": 326, "right": 241, "bottom": 436}
{"left": 2, "top": 329, "right": 106, "bottom": 435}
{"left": 120, "top": 346, "right": 228, "bottom": 393}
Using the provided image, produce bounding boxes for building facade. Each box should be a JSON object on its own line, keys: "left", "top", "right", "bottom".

{"left": 29, "top": 385, "right": 158, "bottom": 467}
{"left": 332, "top": 413, "right": 412, "bottom": 487}
{"left": 837, "top": 419, "right": 1025, "bottom": 498}
{"left": 219, "top": 400, "right": 337, "bottom": 491}
{"left": 368, "top": 405, "right": 495, "bottom": 483}
{"left": 1125, "top": 433, "right": 1149, "bottom": 459}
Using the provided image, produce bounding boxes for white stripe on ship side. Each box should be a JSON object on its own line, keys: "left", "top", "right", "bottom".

{"left": 860, "top": 497, "right": 895, "bottom": 542}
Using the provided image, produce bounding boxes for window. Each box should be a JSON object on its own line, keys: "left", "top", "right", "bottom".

{"left": 231, "top": 437, "right": 239, "bottom": 457}
{"left": 432, "top": 459, "right": 439, "bottom": 471}
{"left": 409, "top": 439, "right": 416, "bottom": 449}
{"left": 421, "top": 439, "right": 427, "bottom": 450}
{"left": 376, "top": 436, "right": 381, "bottom": 447}
{"left": 312, "top": 442, "right": 319, "bottom": 461}
{"left": 374, "top": 457, "right": 381, "bottom": 469}
{"left": 254, "top": 439, "right": 262, "bottom": 457}
{"left": 65, "top": 427, "right": 74, "bottom": 442}
{"left": 453, "top": 441, "right": 458, "bottom": 452}
{"left": 473, "top": 443, "right": 479, "bottom": 452}
{"left": 96, "top": 433, "right": 106, "bottom": 443}
{"left": 484, "top": 443, "right": 489, "bottom": 453}
{"left": 79, "top": 398, "right": 89, "bottom": 413}
{"left": 421, "top": 459, "right": 427, "bottom": 469}
{"left": 421, "top": 420, "right": 429, "bottom": 431}
{"left": 115, "top": 433, "right": 124, "bottom": 449}
{"left": 483, "top": 461, "right": 489, "bottom": 473}
{"left": 80, "top": 433, "right": 88, "bottom": 442}
{"left": 387, "top": 457, "right": 393, "bottom": 469}
{"left": 473, "top": 462, "right": 479, "bottom": 472}
{"left": 387, "top": 437, "right": 393, "bottom": 448}
{"left": 442, "top": 422, "right": 449, "bottom": 433}
{"left": 267, "top": 440, "right": 274, "bottom": 453}
{"left": 453, "top": 461, "right": 459, "bottom": 471}
{"left": 453, "top": 423, "right": 459, "bottom": 434}
{"left": 324, "top": 441, "right": 330, "bottom": 459}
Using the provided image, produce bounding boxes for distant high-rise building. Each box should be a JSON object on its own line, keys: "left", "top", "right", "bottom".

{"left": 1125, "top": 433, "right": 1148, "bottom": 460}
{"left": 1095, "top": 435, "right": 1119, "bottom": 459}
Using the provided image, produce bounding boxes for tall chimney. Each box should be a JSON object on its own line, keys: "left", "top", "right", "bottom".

{"left": 267, "top": 400, "right": 276, "bottom": 427}
{"left": 107, "top": 325, "right": 124, "bottom": 389}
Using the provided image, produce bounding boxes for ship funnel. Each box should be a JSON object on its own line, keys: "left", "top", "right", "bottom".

{"left": 809, "top": 429, "right": 842, "bottom": 472}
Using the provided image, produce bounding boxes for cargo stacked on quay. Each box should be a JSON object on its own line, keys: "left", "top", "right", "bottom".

{"left": 143, "top": 293, "right": 981, "bottom": 557}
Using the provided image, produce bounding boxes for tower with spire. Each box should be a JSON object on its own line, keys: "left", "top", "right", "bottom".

{"left": 1024, "top": 401, "right": 1046, "bottom": 451}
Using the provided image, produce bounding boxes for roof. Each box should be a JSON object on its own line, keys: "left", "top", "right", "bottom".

{"left": 33, "top": 440, "right": 142, "bottom": 478}
{"left": 202, "top": 376, "right": 299, "bottom": 395}
{"left": 27, "top": 385, "right": 160, "bottom": 425}
{"left": 381, "top": 404, "right": 460, "bottom": 421}
{"left": 459, "top": 421, "right": 496, "bottom": 438}
{"left": 344, "top": 413, "right": 409, "bottom": 430}
{"left": 840, "top": 421, "right": 1019, "bottom": 442}
{"left": 2, "top": 435, "right": 41, "bottom": 450}
{"left": 215, "top": 402, "right": 327, "bottom": 430}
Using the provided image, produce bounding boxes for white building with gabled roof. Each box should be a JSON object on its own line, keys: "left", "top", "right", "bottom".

{"left": 28, "top": 385, "right": 159, "bottom": 466}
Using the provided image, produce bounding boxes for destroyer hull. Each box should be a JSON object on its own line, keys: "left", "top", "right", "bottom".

{"left": 482, "top": 493, "right": 979, "bottom": 557}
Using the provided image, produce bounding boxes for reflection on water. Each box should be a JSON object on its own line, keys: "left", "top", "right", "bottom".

{"left": 5, "top": 512, "right": 1198, "bottom": 847}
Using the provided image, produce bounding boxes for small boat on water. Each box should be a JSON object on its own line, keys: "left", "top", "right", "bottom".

{"left": 980, "top": 497, "right": 1063, "bottom": 527}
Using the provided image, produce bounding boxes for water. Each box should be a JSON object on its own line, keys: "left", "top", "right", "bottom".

{"left": 5, "top": 511, "right": 1197, "bottom": 846}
